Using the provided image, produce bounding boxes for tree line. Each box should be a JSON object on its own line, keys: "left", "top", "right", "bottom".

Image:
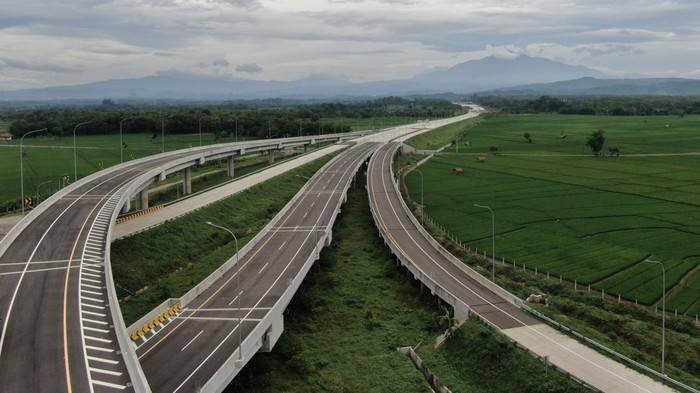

{"left": 473, "top": 95, "right": 700, "bottom": 116}
{"left": 3, "top": 97, "right": 463, "bottom": 139}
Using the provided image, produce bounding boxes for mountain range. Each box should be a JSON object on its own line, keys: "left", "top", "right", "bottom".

{"left": 0, "top": 55, "right": 698, "bottom": 102}
{"left": 482, "top": 77, "right": 700, "bottom": 96}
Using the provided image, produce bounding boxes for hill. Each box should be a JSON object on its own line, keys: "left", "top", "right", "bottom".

{"left": 483, "top": 77, "right": 700, "bottom": 96}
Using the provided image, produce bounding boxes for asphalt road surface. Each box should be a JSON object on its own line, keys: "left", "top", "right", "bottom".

{"left": 135, "top": 143, "right": 377, "bottom": 393}
{"left": 0, "top": 163, "right": 149, "bottom": 392}
{"left": 368, "top": 142, "right": 540, "bottom": 329}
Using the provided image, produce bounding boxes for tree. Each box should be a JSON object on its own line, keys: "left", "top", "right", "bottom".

{"left": 489, "top": 145, "right": 498, "bottom": 155}
{"left": 608, "top": 147, "right": 620, "bottom": 157}
{"left": 435, "top": 305, "right": 455, "bottom": 330}
{"left": 523, "top": 132, "right": 532, "bottom": 143}
{"left": 585, "top": 129, "right": 605, "bottom": 155}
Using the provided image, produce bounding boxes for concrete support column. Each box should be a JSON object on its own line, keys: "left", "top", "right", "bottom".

{"left": 267, "top": 149, "right": 275, "bottom": 164}
{"left": 227, "top": 156, "right": 235, "bottom": 177}
{"left": 121, "top": 199, "right": 131, "bottom": 214}
{"left": 303, "top": 144, "right": 308, "bottom": 153}
{"left": 183, "top": 167, "right": 192, "bottom": 195}
{"left": 137, "top": 189, "right": 149, "bottom": 210}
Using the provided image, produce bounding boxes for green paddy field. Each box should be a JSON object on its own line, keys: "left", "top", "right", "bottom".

{"left": 405, "top": 114, "right": 700, "bottom": 316}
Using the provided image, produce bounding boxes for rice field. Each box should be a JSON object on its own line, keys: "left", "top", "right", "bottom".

{"left": 405, "top": 114, "right": 700, "bottom": 316}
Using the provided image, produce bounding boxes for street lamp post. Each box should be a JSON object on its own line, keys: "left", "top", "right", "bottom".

{"left": 36, "top": 180, "right": 51, "bottom": 204}
{"left": 198, "top": 117, "right": 202, "bottom": 147}
{"left": 73, "top": 121, "right": 92, "bottom": 182}
{"left": 205, "top": 221, "right": 242, "bottom": 361}
{"left": 120, "top": 117, "right": 134, "bottom": 163}
{"left": 20, "top": 128, "right": 47, "bottom": 216}
{"left": 474, "top": 204, "right": 495, "bottom": 282}
{"left": 161, "top": 114, "right": 174, "bottom": 153}
{"left": 406, "top": 168, "right": 424, "bottom": 226}
{"left": 644, "top": 259, "right": 666, "bottom": 374}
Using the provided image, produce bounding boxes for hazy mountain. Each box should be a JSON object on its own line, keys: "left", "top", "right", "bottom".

{"left": 481, "top": 77, "right": 700, "bottom": 96}
{"left": 0, "top": 74, "right": 351, "bottom": 101}
{"left": 0, "top": 55, "right": 617, "bottom": 102}
{"left": 407, "top": 55, "right": 606, "bottom": 92}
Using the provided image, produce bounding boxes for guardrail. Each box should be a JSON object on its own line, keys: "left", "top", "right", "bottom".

{"left": 521, "top": 305, "right": 699, "bottom": 393}
{"left": 106, "top": 190, "right": 153, "bottom": 393}
{"left": 126, "top": 147, "right": 349, "bottom": 334}
{"left": 199, "top": 143, "right": 376, "bottom": 391}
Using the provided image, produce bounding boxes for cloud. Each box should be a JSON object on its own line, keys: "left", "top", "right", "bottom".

{"left": 0, "top": 58, "right": 79, "bottom": 73}
{"left": 212, "top": 57, "right": 229, "bottom": 67}
{"left": 1, "top": 0, "right": 700, "bottom": 89}
{"left": 574, "top": 44, "right": 644, "bottom": 57}
{"left": 235, "top": 63, "right": 263, "bottom": 73}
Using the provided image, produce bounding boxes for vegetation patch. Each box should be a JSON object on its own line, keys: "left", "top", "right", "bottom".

{"left": 405, "top": 116, "right": 480, "bottom": 151}
{"left": 224, "top": 175, "right": 591, "bottom": 393}
{"left": 420, "top": 319, "right": 588, "bottom": 393}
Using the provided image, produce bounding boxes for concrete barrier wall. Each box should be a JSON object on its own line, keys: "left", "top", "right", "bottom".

{"left": 366, "top": 144, "right": 521, "bottom": 322}
{"left": 200, "top": 145, "right": 375, "bottom": 393}
{"left": 106, "top": 190, "right": 153, "bottom": 393}
{"left": 390, "top": 144, "right": 524, "bottom": 308}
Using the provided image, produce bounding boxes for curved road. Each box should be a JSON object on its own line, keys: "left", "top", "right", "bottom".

{"left": 135, "top": 142, "right": 377, "bottom": 392}
{"left": 367, "top": 142, "right": 673, "bottom": 393}
{"left": 0, "top": 134, "right": 357, "bottom": 392}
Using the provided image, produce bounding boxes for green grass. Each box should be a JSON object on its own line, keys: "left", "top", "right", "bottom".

{"left": 224, "top": 178, "right": 589, "bottom": 393}
{"left": 403, "top": 114, "right": 700, "bottom": 315}
{"left": 407, "top": 209, "right": 700, "bottom": 390}
{"left": 405, "top": 116, "right": 481, "bottom": 151}
{"left": 111, "top": 151, "right": 338, "bottom": 325}
{"left": 420, "top": 320, "right": 588, "bottom": 393}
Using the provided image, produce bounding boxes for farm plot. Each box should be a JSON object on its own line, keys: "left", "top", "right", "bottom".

{"left": 404, "top": 114, "right": 700, "bottom": 316}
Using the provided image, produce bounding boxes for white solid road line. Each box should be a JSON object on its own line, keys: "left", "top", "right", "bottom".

{"left": 0, "top": 265, "right": 80, "bottom": 276}
{"left": 180, "top": 330, "right": 204, "bottom": 352}
{"left": 228, "top": 292, "right": 243, "bottom": 306}
{"left": 88, "top": 355, "right": 119, "bottom": 365}
{"left": 170, "top": 144, "right": 376, "bottom": 393}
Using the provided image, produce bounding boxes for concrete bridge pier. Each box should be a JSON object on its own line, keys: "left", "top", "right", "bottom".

{"left": 121, "top": 199, "right": 131, "bottom": 214}
{"left": 267, "top": 149, "right": 275, "bottom": 164}
{"left": 227, "top": 156, "right": 235, "bottom": 177}
{"left": 136, "top": 189, "right": 149, "bottom": 210}
{"left": 183, "top": 167, "right": 192, "bottom": 195}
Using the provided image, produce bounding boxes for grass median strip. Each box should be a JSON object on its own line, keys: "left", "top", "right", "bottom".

{"left": 224, "top": 176, "right": 590, "bottom": 393}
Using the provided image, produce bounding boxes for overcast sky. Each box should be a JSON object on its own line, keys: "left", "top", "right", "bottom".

{"left": 1, "top": 0, "right": 699, "bottom": 90}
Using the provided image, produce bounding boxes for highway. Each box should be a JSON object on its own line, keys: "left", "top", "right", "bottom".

{"left": 135, "top": 143, "right": 377, "bottom": 392}
{"left": 367, "top": 142, "right": 674, "bottom": 393}
{"left": 368, "top": 142, "right": 540, "bottom": 329}
{"left": 0, "top": 160, "right": 150, "bottom": 392}
{"left": 0, "top": 134, "right": 357, "bottom": 393}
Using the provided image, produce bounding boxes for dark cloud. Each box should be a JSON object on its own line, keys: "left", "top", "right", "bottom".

{"left": 0, "top": 58, "right": 79, "bottom": 73}
{"left": 212, "top": 57, "right": 229, "bottom": 67}
{"left": 235, "top": 63, "right": 263, "bottom": 73}
{"left": 574, "top": 44, "right": 644, "bottom": 57}
{"left": 330, "top": 49, "right": 404, "bottom": 55}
